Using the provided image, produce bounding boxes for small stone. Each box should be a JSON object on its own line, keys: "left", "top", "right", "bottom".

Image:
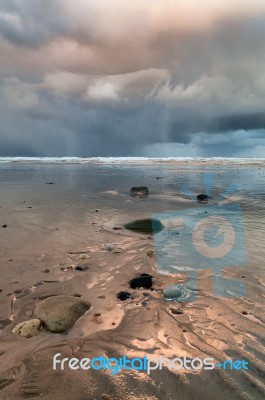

{"left": 170, "top": 307, "right": 183, "bottom": 315}
{"left": 129, "top": 275, "right": 153, "bottom": 289}
{"left": 75, "top": 265, "right": 89, "bottom": 271}
{"left": 42, "top": 269, "right": 50, "bottom": 274}
{"left": 146, "top": 250, "right": 154, "bottom": 257}
{"left": 102, "top": 244, "right": 113, "bottom": 251}
{"left": 130, "top": 186, "right": 149, "bottom": 197}
{"left": 197, "top": 194, "right": 212, "bottom": 203}
{"left": 12, "top": 319, "right": 41, "bottom": 338}
{"left": 2, "top": 224, "right": 7, "bottom": 228}
{"left": 125, "top": 218, "right": 163, "bottom": 234}
{"left": 163, "top": 287, "right": 182, "bottom": 301}
{"left": 117, "top": 291, "right": 131, "bottom": 301}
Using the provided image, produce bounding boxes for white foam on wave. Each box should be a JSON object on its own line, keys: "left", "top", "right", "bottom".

{"left": 1, "top": 156, "right": 265, "bottom": 164}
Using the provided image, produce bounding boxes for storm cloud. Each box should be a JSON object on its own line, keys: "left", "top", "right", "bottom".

{"left": 1, "top": 0, "right": 265, "bottom": 156}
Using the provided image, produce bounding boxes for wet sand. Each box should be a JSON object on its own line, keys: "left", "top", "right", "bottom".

{"left": 0, "top": 159, "right": 265, "bottom": 400}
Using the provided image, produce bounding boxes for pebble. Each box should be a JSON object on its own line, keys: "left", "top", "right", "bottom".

{"left": 12, "top": 319, "right": 41, "bottom": 338}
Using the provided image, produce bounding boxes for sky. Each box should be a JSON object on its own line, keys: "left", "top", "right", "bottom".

{"left": 1, "top": 0, "right": 265, "bottom": 157}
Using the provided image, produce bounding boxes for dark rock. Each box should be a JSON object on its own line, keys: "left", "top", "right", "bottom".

{"left": 129, "top": 275, "right": 153, "bottom": 289}
{"left": 130, "top": 186, "right": 149, "bottom": 197}
{"left": 124, "top": 218, "right": 163, "bottom": 234}
{"left": 2, "top": 224, "right": 7, "bottom": 228}
{"left": 46, "top": 182, "right": 55, "bottom": 185}
{"left": 197, "top": 194, "right": 212, "bottom": 203}
{"left": 170, "top": 307, "right": 184, "bottom": 315}
{"left": 75, "top": 265, "right": 89, "bottom": 271}
{"left": 117, "top": 291, "right": 131, "bottom": 301}
{"left": 140, "top": 273, "right": 153, "bottom": 278}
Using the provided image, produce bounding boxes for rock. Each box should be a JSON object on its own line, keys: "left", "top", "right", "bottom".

{"left": 130, "top": 186, "right": 149, "bottom": 197}
{"left": 12, "top": 319, "right": 41, "bottom": 338}
{"left": 75, "top": 265, "right": 89, "bottom": 271}
{"left": 117, "top": 291, "right": 131, "bottom": 301}
{"left": 146, "top": 250, "right": 154, "bottom": 257}
{"left": 129, "top": 274, "right": 153, "bottom": 289}
{"left": 197, "top": 194, "right": 212, "bottom": 203}
{"left": 124, "top": 218, "right": 163, "bottom": 234}
{"left": 102, "top": 395, "right": 111, "bottom": 400}
{"left": 2, "top": 224, "right": 7, "bottom": 228}
{"left": 102, "top": 244, "right": 113, "bottom": 251}
{"left": 163, "top": 287, "right": 182, "bottom": 301}
{"left": 140, "top": 273, "right": 153, "bottom": 278}
{"left": 34, "top": 295, "right": 91, "bottom": 333}
{"left": 170, "top": 307, "right": 183, "bottom": 315}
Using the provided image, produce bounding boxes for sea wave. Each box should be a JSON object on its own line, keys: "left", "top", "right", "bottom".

{"left": 1, "top": 156, "right": 265, "bottom": 164}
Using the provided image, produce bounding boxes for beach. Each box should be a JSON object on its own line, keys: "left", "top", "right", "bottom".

{"left": 0, "top": 158, "right": 264, "bottom": 400}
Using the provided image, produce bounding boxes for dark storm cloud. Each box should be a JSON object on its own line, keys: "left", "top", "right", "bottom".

{"left": 1, "top": 0, "right": 265, "bottom": 156}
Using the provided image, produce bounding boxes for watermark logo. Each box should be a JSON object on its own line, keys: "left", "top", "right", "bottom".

{"left": 152, "top": 173, "right": 248, "bottom": 301}
{"left": 53, "top": 353, "right": 249, "bottom": 375}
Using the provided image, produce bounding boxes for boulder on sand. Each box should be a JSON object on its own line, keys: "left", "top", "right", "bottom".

{"left": 124, "top": 218, "right": 163, "bottom": 234}
{"left": 130, "top": 187, "right": 149, "bottom": 197}
{"left": 34, "top": 295, "right": 91, "bottom": 333}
